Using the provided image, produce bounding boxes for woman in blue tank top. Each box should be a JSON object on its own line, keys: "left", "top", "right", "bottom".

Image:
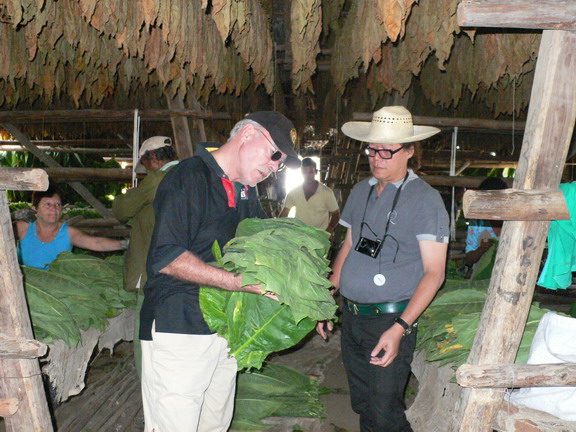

{"left": 15, "top": 185, "right": 128, "bottom": 270}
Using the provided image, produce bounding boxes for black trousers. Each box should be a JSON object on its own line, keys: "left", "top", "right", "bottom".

{"left": 341, "top": 307, "right": 416, "bottom": 432}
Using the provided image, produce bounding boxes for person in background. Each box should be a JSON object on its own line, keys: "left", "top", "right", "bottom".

{"left": 140, "top": 111, "right": 301, "bottom": 432}
{"left": 464, "top": 177, "right": 509, "bottom": 270}
{"left": 15, "top": 184, "right": 128, "bottom": 270}
{"left": 112, "top": 136, "right": 178, "bottom": 377}
{"left": 317, "top": 106, "right": 449, "bottom": 432}
{"left": 278, "top": 157, "right": 340, "bottom": 233}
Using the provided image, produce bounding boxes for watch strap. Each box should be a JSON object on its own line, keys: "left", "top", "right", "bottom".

{"left": 395, "top": 317, "right": 412, "bottom": 336}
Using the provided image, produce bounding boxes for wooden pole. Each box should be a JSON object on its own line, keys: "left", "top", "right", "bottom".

{"left": 0, "top": 334, "right": 47, "bottom": 359}
{"left": 457, "top": 363, "right": 576, "bottom": 388}
{"left": 454, "top": 29, "right": 576, "bottom": 432}
{"left": 0, "top": 191, "right": 53, "bottom": 431}
{"left": 0, "top": 168, "right": 48, "bottom": 191}
{"left": 166, "top": 94, "right": 194, "bottom": 160}
{"left": 458, "top": 0, "right": 576, "bottom": 30}
{"left": 463, "top": 189, "right": 569, "bottom": 221}
{"left": 0, "top": 109, "right": 232, "bottom": 123}
{"left": 1, "top": 123, "right": 116, "bottom": 220}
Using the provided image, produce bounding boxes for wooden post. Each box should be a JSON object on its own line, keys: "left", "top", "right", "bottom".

{"left": 166, "top": 94, "right": 194, "bottom": 160}
{"left": 0, "top": 170, "right": 53, "bottom": 431}
{"left": 463, "top": 189, "right": 569, "bottom": 220}
{"left": 457, "top": 363, "right": 576, "bottom": 388}
{"left": 454, "top": 29, "right": 576, "bottom": 432}
{"left": 0, "top": 123, "right": 116, "bottom": 220}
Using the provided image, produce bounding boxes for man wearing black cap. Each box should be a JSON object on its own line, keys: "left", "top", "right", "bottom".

{"left": 139, "top": 111, "right": 300, "bottom": 432}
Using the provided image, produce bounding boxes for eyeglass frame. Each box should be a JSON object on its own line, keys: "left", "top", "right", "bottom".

{"left": 254, "top": 129, "right": 287, "bottom": 171}
{"left": 364, "top": 145, "right": 405, "bottom": 160}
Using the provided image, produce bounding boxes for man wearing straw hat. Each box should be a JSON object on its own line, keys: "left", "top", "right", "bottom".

{"left": 317, "top": 106, "right": 449, "bottom": 431}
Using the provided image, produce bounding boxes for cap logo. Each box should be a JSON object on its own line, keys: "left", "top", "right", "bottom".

{"left": 290, "top": 129, "right": 297, "bottom": 145}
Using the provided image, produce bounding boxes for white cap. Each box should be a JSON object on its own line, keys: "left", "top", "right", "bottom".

{"left": 135, "top": 136, "right": 172, "bottom": 171}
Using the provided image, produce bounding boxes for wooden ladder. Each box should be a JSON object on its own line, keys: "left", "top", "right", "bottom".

{"left": 0, "top": 168, "right": 53, "bottom": 431}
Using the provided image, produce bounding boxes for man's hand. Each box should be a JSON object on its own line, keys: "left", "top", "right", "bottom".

{"left": 240, "top": 282, "right": 279, "bottom": 301}
{"left": 369, "top": 325, "right": 404, "bottom": 368}
{"left": 316, "top": 320, "right": 333, "bottom": 340}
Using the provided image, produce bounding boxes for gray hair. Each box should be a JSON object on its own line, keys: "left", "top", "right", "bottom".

{"left": 228, "top": 119, "right": 262, "bottom": 141}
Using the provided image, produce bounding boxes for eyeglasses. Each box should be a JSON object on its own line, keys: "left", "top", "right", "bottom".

{"left": 365, "top": 146, "right": 404, "bottom": 159}
{"left": 258, "top": 130, "right": 286, "bottom": 171}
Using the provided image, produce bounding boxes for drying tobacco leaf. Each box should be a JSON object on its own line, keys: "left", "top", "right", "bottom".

{"left": 290, "top": 0, "right": 322, "bottom": 94}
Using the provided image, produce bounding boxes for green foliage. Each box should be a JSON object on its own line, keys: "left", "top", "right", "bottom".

{"left": 9, "top": 201, "right": 31, "bottom": 212}
{"left": 470, "top": 241, "right": 497, "bottom": 280}
{"left": 23, "top": 252, "right": 136, "bottom": 346}
{"left": 417, "top": 279, "right": 555, "bottom": 367}
{"left": 62, "top": 208, "right": 102, "bottom": 220}
{"left": 200, "top": 218, "right": 337, "bottom": 370}
{"left": 231, "top": 363, "right": 326, "bottom": 431}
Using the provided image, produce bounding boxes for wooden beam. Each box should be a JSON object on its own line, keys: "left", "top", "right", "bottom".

{"left": 0, "top": 398, "right": 19, "bottom": 418}
{"left": 420, "top": 175, "right": 513, "bottom": 189}
{"left": 458, "top": 0, "right": 576, "bottom": 30}
{"left": 0, "top": 333, "right": 47, "bottom": 359}
{"left": 351, "top": 113, "right": 526, "bottom": 131}
{"left": 1, "top": 123, "right": 116, "bottom": 220}
{"left": 493, "top": 400, "right": 576, "bottom": 432}
{"left": 43, "top": 167, "right": 136, "bottom": 182}
{"left": 166, "top": 94, "right": 194, "bottom": 160}
{"left": 0, "top": 145, "right": 131, "bottom": 155}
{"left": 0, "top": 168, "right": 48, "bottom": 191}
{"left": 0, "top": 109, "right": 232, "bottom": 123}
{"left": 0, "top": 193, "right": 53, "bottom": 431}
{"left": 463, "top": 189, "right": 569, "bottom": 220}
{"left": 454, "top": 30, "right": 576, "bottom": 432}
{"left": 457, "top": 363, "right": 576, "bottom": 388}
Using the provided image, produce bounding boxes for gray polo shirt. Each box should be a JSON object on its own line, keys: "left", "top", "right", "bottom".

{"left": 339, "top": 170, "right": 449, "bottom": 303}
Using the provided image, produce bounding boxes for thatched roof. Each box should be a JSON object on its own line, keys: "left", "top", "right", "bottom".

{"left": 0, "top": 0, "right": 556, "bottom": 172}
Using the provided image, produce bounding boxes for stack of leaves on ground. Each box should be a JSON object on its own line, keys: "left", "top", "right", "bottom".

{"left": 24, "top": 252, "right": 136, "bottom": 346}
{"left": 200, "top": 218, "right": 337, "bottom": 370}
{"left": 417, "top": 277, "right": 554, "bottom": 368}
{"left": 232, "top": 363, "right": 326, "bottom": 431}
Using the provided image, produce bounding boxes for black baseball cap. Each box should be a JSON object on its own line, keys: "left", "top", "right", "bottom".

{"left": 245, "top": 111, "right": 301, "bottom": 168}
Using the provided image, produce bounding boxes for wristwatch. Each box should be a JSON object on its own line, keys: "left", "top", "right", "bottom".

{"left": 394, "top": 317, "right": 415, "bottom": 336}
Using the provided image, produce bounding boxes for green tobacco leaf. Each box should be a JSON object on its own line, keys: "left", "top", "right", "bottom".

{"left": 200, "top": 288, "right": 316, "bottom": 370}
{"left": 23, "top": 252, "right": 133, "bottom": 346}
{"left": 231, "top": 364, "right": 325, "bottom": 430}
{"left": 200, "top": 218, "right": 336, "bottom": 370}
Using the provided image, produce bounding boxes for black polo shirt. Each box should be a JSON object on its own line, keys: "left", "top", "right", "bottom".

{"left": 139, "top": 145, "right": 267, "bottom": 340}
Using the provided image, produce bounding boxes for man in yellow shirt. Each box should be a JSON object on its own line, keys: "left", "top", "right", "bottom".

{"left": 279, "top": 158, "right": 340, "bottom": 233}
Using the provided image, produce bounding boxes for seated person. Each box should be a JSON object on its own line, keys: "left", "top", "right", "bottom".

{"left": 15, "top": 184, "right": 128, "bottom": 270}
{"left": 464, "top": 177, "right": 508, "bottom": 270}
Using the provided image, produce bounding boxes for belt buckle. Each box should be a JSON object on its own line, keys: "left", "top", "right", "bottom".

{"left": 348, "top": 300, "right": 360, "bottom": 315}
{"left": 371, "top": 304, "right": 381, "bottom": 315}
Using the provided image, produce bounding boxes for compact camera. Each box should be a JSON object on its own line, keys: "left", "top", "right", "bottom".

{"left": 355, "top": 236, "right": 382, "bottom": 258}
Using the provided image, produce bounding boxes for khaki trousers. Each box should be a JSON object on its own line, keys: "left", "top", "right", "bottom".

{"left": 141, "top": 323, "right": 237, "bottom": 432}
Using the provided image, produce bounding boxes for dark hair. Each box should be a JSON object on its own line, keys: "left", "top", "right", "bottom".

{"left": 141, "top": 145, "right": 177, "bottom": 163}
{"left": 403, "top": 142, "right": 421, "bottom": 171}
{"left": 32, "top": 183, "right": 62, "bottom": 207}
{"left": 479, "top": 177, "right": 508, "bottom": 190}
{"left": 301, "top": 157, "right": 317, "bottom": 169}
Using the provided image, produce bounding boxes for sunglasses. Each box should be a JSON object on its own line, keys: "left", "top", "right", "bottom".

{"left": 258, "top": 130, "right": 286, "bottom": 171}
{"left": 365, "top": 146, "right": 404, "bottom": 159}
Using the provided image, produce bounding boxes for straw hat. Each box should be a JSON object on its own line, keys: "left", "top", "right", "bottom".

{"left": 341, "top": 106, "right": 440, "bottom": 144}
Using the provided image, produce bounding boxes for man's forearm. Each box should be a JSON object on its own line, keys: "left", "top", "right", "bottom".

{"left": 159, "top": 251, "right": 259, "bottom": 293}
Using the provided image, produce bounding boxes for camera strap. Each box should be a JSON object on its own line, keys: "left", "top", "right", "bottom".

{"left": 359, "top": 171, "right": 409, "bottom": 241}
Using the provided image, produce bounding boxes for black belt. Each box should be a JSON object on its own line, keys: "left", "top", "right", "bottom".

{"left": 345, "top": 298, "right": 409, "bottom": 316}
